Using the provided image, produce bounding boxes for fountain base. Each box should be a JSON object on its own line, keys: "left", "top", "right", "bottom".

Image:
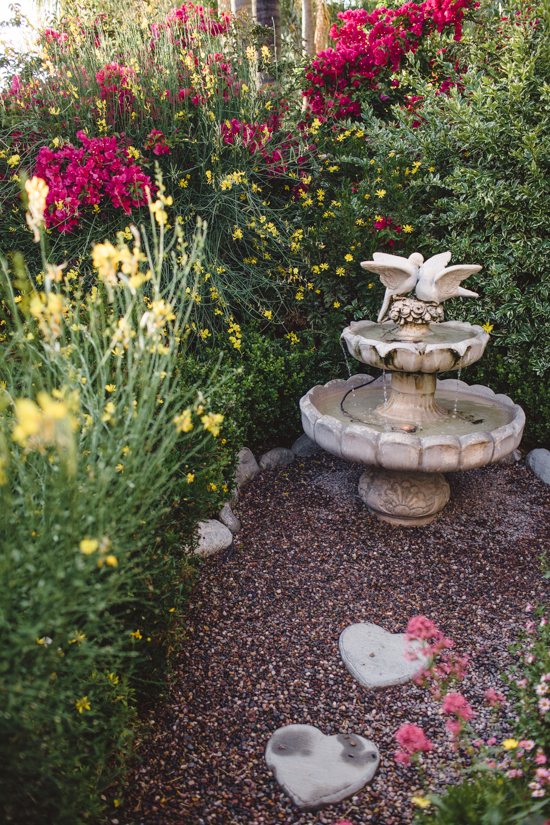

{"left": 358, "top": 468, "right": 450, "bottom": 526}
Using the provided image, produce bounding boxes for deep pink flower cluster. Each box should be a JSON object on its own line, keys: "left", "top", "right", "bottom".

{"left": 220, "top": 112, "right": 299, "bottom": 175}
{"left": 144, "top": 129, "right": 171, "bottom": 156}
{"left": 42, "top": 28, "right": 69, "bottom": 44}
{"left": 405, "top": 613, "right": 468, "bottom": 693}
{"left": 395, "top": 723, "right": 433, "bottom": 765}
{"left": 165, "top": 2, "right": 230, "bottom": 37}
{"left": 304, "top": 0, "right": 476, "bottom": 118}
{"left": 96, "top": 62, "right": 136, "bottom": 109}
{"left": 34, "top": 131, "right": 153, "bottom": 233}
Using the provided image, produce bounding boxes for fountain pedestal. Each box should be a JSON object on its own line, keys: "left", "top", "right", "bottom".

{"left": 378, "top": 372, "right": 446, "bottom": 423}
{"left": 358, "top": 467, "right": 450, "bottom": 526}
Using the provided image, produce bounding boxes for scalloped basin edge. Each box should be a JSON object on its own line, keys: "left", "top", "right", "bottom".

{"left": 300, "top": 375, "right": 525, "bottom": 474}
{"left": 341, "top": 321, "right": 490, "bottom": 374}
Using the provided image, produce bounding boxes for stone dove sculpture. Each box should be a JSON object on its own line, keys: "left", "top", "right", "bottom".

{"left": 414, "top": 253, "right": 481, "bottom": 304}
{"left": 361, "top": 251, "right": 424, "bottom": 323}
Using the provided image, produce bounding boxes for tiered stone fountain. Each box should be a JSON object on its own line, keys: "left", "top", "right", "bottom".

{"left": 300, "top": 251, "right": 525, "bottom": 526}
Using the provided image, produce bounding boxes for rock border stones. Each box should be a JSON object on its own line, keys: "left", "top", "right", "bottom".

{"left": 526, "top": 448, "right": 550, "bottom": 486}
{"left": 195, "top": 519, "right": 233, "bottom": 559}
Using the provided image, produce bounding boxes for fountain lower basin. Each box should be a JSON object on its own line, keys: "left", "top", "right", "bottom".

{"left": 300, "top": 375, "right": 525, "bottom": 526}
{"left": 301, "top": 375, "right": 524, "bottom": 473}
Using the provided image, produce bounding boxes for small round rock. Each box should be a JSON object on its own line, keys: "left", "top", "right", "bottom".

{"left": 259, "top": 447, "right": 295, "bottom": 470}
{"left": 195, "top": 519, "right": 233, "bottom": 558}
{"left": 218, "top": 503, "right": 241, "bottom": 535}
{"left": 291, "top": 433, "right": 321, "bottom": 457}
{"left": 235, "top": 447, "right": 260, "bottom": 488}
{"left": 526, "top": 448, "right": 550, "bottom": 485}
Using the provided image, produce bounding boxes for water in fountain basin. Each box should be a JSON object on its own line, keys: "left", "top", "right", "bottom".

{"left": 350, "top": 321, "right": 479, "bottom": 345}
{"left": 316, "top": 386, "right": 512, "bottom": 438}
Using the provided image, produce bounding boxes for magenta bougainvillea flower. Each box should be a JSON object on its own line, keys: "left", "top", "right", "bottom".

{"left": 34, "top": 131, "right": 153, "bottom": 233}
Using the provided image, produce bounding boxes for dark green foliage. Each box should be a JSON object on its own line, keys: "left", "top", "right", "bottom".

{"left": 415, "top": 775, "right": 549, "bottom": 825}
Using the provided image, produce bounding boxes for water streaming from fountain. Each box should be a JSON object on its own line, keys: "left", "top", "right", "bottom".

{"left": 340, "top": 340, "right": 352, "bottom": 379}
{"left": 452, "top": 367, "right": 462, "bottom": 418}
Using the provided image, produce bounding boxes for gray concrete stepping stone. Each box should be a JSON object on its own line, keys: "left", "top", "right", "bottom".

{"left": 526, "top": 448, "right": 550, "bottom": 485}
{"left": 235, "top": 447, "right": 260, "bottom": 488}
{"left": 265, "top": 724, "right": 379, "bottom": 810}
{"left": 195, "top": 519, "right": 232, "bottom": 558}
{"left": 218, "top": 502, "right": 241, "bottom": 534}
{"left": 339, "top": 623, "right": 427, "bottom": 689}
{"left": 259, "top": 447, "right": 295, "bottom": 470}
{"left": 291, "top": 433, "right": 321, "bottom": 457}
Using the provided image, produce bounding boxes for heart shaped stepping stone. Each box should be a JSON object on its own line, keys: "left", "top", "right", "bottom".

{"left": 339, "top": 622, "right": 428, "bottom": 689}
{"left": 265, "top": 724, "right": 379, "bottom": 809}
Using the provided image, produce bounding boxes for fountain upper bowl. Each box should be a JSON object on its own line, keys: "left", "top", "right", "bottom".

{"left": 341, "top": 320, "right": 489, "bottom": 373}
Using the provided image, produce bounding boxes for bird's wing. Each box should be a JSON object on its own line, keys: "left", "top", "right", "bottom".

{"left": 373, "top": 252, "right": 411, "bottom": 266}
{"left": 422, "top": 251, "right": 452, "bottom": 278}
{"left": 434, "top": 265, "right": 482, "bottom": 301}
{"left": 360, "top": 261, "right": 414, "bottom": 291}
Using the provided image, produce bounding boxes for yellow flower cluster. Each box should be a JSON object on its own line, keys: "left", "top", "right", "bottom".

{"left": 79, "top": 535, "right": 117, "bottom": 568}
{"left": 201, "top": 412, "right": 224, "bottom": 437}
{"left": 25, "top": 176, "right": 49, "bottom": 242}
{"left": 227, "top": 317, "right": 242, "bottom": 350}
{"left": 12, "top": 390, "right": 78, "bottom": 470}
{"left": 30, "top": 291, "right": 67, "bottom": 342}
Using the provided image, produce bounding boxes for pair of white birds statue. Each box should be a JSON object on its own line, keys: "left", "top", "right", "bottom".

{"left": 361, "top": 251, "right": 481, "bottom": 323}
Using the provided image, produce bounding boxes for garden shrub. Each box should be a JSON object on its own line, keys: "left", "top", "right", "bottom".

{"left": 414, "top": 774, "right": 550, "bottom": 825}
{"left": 0, "top": 182, "right": 234, "bottom": 824}
{"left": 177, "top": 321, "right": 353, "bottom": 451}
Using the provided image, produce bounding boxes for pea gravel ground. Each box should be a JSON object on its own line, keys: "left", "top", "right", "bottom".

{"left": 116, "top": 452, "right": 550, "bottom": 825}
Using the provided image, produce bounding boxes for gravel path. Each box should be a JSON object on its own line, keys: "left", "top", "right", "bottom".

{"left": 117, "top": 453, "right": 550, "bottom": 825}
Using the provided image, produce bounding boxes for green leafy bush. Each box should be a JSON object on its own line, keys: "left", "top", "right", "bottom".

{"left": 415, "top": 773, "right": 549, "bottom": 825}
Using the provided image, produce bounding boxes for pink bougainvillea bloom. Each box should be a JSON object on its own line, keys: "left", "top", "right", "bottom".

{"left": 395, "top": 723, "right": 433, "bottom": 754}
{"left": 535, "top": 753, "right": 548, "bottom": 764}
{"left": 441, "top": 693, "right": 475, "bottom": 720}
{"left": 484, "top": 688, "right": 505, "bottom": 706}
{"left": 525, "top": 603, "right": 534, "bottom": 612}
{"left": 517, "top": 679, "right": 528, "bottom": 688}
{"left": 539, "top": 698, "right": 550, "bottom": 713}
